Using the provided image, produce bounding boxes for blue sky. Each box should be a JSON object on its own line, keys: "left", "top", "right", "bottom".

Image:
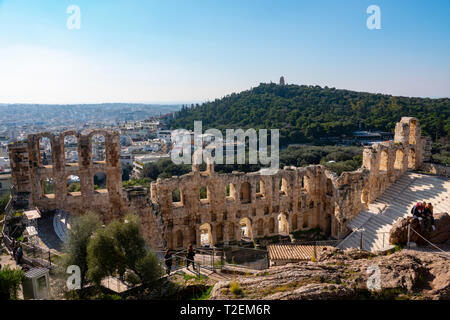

{"left": 0, "top": 0, "right": 449, "bottom": 103}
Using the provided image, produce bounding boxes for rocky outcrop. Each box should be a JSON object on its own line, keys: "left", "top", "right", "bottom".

{"left": 389, "top": 213, "right": 450, "bottom": 246}
{"left": 210, "top": 248, "right": 450, "bottom": 300}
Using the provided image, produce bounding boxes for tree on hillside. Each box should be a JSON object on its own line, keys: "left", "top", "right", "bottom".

{"left": 86, "top": 214, "right": 163, "bottom": 286}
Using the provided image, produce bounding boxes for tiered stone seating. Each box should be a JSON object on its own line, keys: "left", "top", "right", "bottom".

{"left": 338, "top": 172, "right": 450, "bottom": 252}
{"left": 53, "top": 211, "right": 71, "bottom": 242}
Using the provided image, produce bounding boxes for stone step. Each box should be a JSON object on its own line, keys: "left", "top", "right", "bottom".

{"left": 339, "top": 172, "right": 450, "bottom": 253}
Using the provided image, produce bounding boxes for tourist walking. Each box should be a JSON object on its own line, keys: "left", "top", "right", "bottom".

{"left": 11, "top": 238, "right": 16, "bottom": 259}
{"left": 15, "top": 245, "right": 23, "bottom": 265}
{"left": 164, "top": 248, "right": 173, "bottom": 275}
{"left": 186, "top": 244, "right": 196, "bottom": 271}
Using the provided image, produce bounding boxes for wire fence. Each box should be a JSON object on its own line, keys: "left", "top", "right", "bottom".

{"left": 408, "top": 224, "right": 450, "bottom": 258}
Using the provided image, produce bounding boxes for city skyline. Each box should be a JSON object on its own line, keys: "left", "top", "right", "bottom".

{"left": 0, "top": 0, "right": 449, "bottom": 104}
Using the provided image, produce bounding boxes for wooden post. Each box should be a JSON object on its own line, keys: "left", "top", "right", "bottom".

{"left": 360, "top": 232, "right": 363, "bottom": 250}
{"left": 407, "top": 224, "right": 411, "bottom": 249}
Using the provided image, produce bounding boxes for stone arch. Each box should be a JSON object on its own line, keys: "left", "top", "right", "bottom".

{"left": 41, "top": 177, "right": 55, "bottom": 197}
{"left": 91, "top": 133, "right": 106, "bottom": 163}
{"left": 226, "top": 183, "right": 236, "bottom": 201}
{"left": 199, "top": 223, "right": 213, "bottom": 247}
{"left": 67, "top": 174, "right": 81, "bottom": 196}
{"left": 379, "top": 150, "right": 388, "bottom": 172}
{"left": 200, "top": 185, "right": 209, "bottom": 201}
{"left": 256, "top": 180, "right": 265, "bottom": 199}
{"left": 326, "top": 179, "right": 333, "bottom": 196}
{"left": 257, "top": 218, "right": 264, "bottom": 236}
{"left": 278, "top": 213, "right": 289, "bottom": 235}
{"left": 94, "top": 172, "right": 107, "bottom": 191}
{"left": 228, "top": 222, "right": 235, "bottom": 241}
{"left": 394, "top": 149, "right": 404, "bottom": 170}
{"left": 303, "top": 175, "right": 312, "bottom": 193}
{"left": 172, "top": 188, "right": 183, "bottom": 206}
{"left": 63, "top": 134, "right": 79, "bottom": 166}
{"left": 291, "top": 213, "right": 298, "bottom": 231}
{"left": 302, "top": 212, "right": 309, "bottom": 228}
{"left": 268, "top": 217, "right": 275, "bottom": 234}
{"left": 240, "top": 182, "right": 251, "bottom": 203}
{"left": 39, "top": 136, "right": 53, "bottom": 166}
{"left": 175, "top": 229, "right": 184, "bottom": 248}
{"left": 279, "top": 178, "right": 288, "bottom": 196}
{"left": 408, "top": 148, "right": 416, "bottom": 169}
{"left": 239, "top": 217, "right": 253, "bottom": 240}
{"left": 216, "top": 223, "right": 224, "bottom": 243}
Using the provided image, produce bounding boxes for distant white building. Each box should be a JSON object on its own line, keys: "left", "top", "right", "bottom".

{"left": 157, "top": 130, "right": 172, "bottom": 144}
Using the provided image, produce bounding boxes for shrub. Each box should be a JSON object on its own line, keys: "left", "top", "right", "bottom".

{"left": 0, "top": 265, "right": 25, "bottom": 300}
{"left": 230, "top": 281, "right": 242, "bottom": 296}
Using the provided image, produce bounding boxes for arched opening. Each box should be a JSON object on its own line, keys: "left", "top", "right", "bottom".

{"left": 408, "top": 149, "right": 416, "bottom": 169}
{"left": 94, "top": 172, "right": 107, "bottom": 192}
{"left": 292, "top": 213, "right": 298, "bottom": 231}
{"left": 240, "top": 182, "right": 251, "bottom": 203}
{"left": 239, "top": 217, "right": 253, "bottom": 240}
{"left": 226, "top": 183, "right": 236, "bottom": 201}
{"left": 175, "top": 230, "right": 184, "bottom": 248}
{"left": 279, "top": 178, "right": 288, "bottom": 196}
{"left": 325, "top": 214, "right": 332, "bottom": 236}
{"left": 41, "top": 178, "right": 55, "bottom": 198}
{"left": 326, "top": 179, "right": 333, "bottom": 196}
{"left": 216, "top": 223, "right": 224, "bottom": 243}
{"left": 67, "top": 175, "right": 81, "bottom": 196}
{"left": 409, "top": 120, "right": 417, "bottom": 145}
{"left": 303, "top": 175, "right": 311, "bottom": 193}
{"left": 278, "top": 213, "right": 289, "bottom": 235}
{"left": 255, "top": 180, "right": 265, "bottom": 199}
{"left": 189, "top": 228, "right": 197, "bottom": 247}
{"left": 394, "top": 149, "right": 404, "bottom": 170}
{"left": 200, "top": 186, "right": 209, "bottom": 202}
{"left": 379, "top": 150, "right": 388, "bottom": 172}
{"left": 92, "top": 134, "right": 106, "bottom": 163}
{"left": 172, "top": 188, "right": 182, "bottom": 206}
{"left": 199, "top": 223, "right": 213, "bottom": 247}
{"left": 39, "top": 137, "right": 52, "bottom": 166}
{"left": 228, "top": 222, "right": 235, "bottom": 241}
{"left": 64, "top": 135, "right": 78, "bottom": 166}
{"left": 268, "top": 217, "right": 275, "bottom": 234}
{"left": 257, "top": 219, "right": 264, "bottom": 236}
{"left": 302, "top": 212, "right": 309, "bottom": 229}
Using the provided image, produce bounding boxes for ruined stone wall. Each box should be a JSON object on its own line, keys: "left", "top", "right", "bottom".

{"left": 9, "top": 130, "right": 125, "bottom": 221}
{"left": 8, "top": 117, "right": 427, "bottom": 250}
{"left": 149, "top": 164, "right": 335, "bottom": 250}
{"left": 333, "top": 117, "right": 425, "bottom": 236}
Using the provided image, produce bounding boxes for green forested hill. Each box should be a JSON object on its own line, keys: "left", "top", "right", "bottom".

{"left": 168, "top": 83, "right": 450, "bottom": 146}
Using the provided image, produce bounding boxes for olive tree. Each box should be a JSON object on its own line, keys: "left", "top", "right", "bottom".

{"left": 86, "top": 214, "right": 163, "bottom": 286}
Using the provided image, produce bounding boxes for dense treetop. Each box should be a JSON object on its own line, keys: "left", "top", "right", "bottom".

{"left": 168, "top": 83, "right": 450, "bottom": 145}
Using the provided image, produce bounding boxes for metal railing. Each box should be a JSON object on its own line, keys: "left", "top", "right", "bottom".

{"left": 1, "top": 198, "right": 59, "bottom": 268}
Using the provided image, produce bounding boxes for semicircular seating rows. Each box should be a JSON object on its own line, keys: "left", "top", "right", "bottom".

{"left": 53, "top": 210, "right": 71, "bottom": 243}
{"left": 338, "top": 172, "right": 450, "bottom": 252}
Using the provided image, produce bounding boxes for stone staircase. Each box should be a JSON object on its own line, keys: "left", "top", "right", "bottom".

{"left": 53, "top": 210, "right": 71, "bottom": 243}
{"left": 338, "top": 172, "right": 450, "bottom": 252}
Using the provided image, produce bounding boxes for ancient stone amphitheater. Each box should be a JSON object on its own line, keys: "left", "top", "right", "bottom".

{"left": 8, "top": 117, "right": 450, "bottom": 252}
